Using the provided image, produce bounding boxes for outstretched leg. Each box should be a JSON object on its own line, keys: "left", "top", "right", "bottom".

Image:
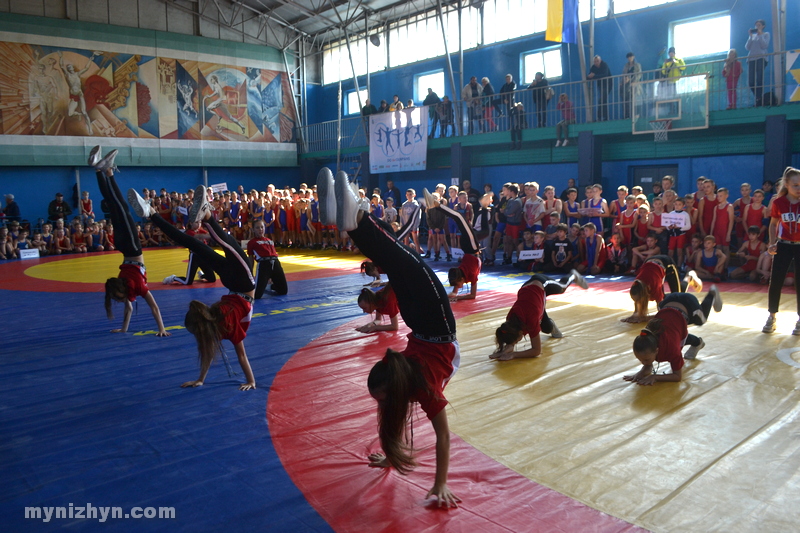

{"left": 94, "top": 163, "right": 140, "bottom": 257}
{"left": 423, "top": 189, "right": 480, "bottom": 255}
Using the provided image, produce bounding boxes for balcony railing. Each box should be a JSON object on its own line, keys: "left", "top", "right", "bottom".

{"left": 298, "top": 50, "right": 794, "bottom": 154}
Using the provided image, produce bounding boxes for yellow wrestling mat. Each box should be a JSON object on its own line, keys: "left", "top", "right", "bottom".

{"left": 447, "top": 289, "right": 800, "bottom": 532}
{"left": 24, "top": 248, "right": 366, "bottom": 284}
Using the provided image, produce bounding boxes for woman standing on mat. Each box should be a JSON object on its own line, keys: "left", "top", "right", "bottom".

{"left": 623, "top": 255, "right": 702, "bottom": 323}
{"left": 491, "top": 270, "right": 588, "bottom": 360}
{"left": 88, "top": 146, "right": 169, "bottom": 337}
{"left": 763, "top": 167, "right": 800, "bottom": 334}
{"left": 319, "top": 170, "right": 460, "bottom": 508}
{"left": 128, "top": 184, "right": 257, "bottom": 391}
{"left": 624, "top": 287, "right": 722, "bottom": 385}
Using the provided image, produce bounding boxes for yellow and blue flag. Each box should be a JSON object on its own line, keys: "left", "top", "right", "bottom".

{"left": 545, "top": 0, "right": 579, "bottom": 44}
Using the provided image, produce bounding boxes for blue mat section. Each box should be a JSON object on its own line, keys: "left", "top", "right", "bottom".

{"left": 0, "top": 259, "right": 619, "bottom": 531}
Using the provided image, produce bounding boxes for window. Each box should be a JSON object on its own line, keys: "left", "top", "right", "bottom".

{"left": 522, "top": 48, "right": 563, "bottom": 85}
{"left": 322, "top": 33, "right": 387, "bottom": 85}
{"left": 613, "top": 0, "right": 678, "bottom": 16}
{"left": 671, "top": 14, "right": 730, "bottom": 58}
{"left": 346, "top": 89, "right": 369, "bottom": 115}
{"left": 415, "top": 70, "right": 445, "bottom": 102}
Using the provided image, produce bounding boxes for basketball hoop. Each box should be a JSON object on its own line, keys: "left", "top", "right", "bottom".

{"left": 649, "top": 119, "right": 672, "bottom": 142}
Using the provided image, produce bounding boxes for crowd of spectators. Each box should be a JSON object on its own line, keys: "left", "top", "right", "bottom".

{"left": 359, "top": 18, "right": 773, "bottom": 145}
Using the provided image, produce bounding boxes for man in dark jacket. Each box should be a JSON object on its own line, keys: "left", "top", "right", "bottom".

{"left": 361, "top": 98, "right": 378, "bottom": 137}
{"left": 528, "top": 72, "right": 549, "bottom": 127}
{"left": 48, "top": 192, "right": 72, "bottom": 222}
{"left": 422, "top": 88, "right": 442, "bottom": 138}
{"left": 499, "top": 74, "right": 517, "bottom": 130}
{"left": 3, "top": 194, "right": 20, "bottom": 223}
{"left": 588, "top": 55, "right": 611, "bottom": 121}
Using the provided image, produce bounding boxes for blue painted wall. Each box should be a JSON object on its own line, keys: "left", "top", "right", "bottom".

{"left": 313, "top": 0, "right": 794, "bottom": 124}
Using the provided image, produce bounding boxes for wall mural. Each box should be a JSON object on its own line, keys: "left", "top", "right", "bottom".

{"left": 0, "top": 41, "right": 296, "bottom": 143}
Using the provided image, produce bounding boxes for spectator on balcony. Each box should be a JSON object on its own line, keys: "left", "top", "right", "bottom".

{"left": 509, "top": 102, "right": 527, "bottom": 151}
{"left": 3, "top": 194, "right": 20, "bottom": 223}
{"left": 528, "top": 72, "right": 549, "bottom": 128}
{"left": 461, "top": 76, "right": 483, "bottom": 135}
{"left": 555, "top": 93, "right": 575, "bottom": 147}
{"left": 588, "top": 55, "right": 611, "bottom": 121}
{"left": 499, "top": 74, "right": 517, "bottom": 129}
{"left": 361, "top": 98, "right": 378, "bottom": 137}
{"left": 745, "top": 20, "right": 770, "bottom": 107}
{"left": 378, "top": 99, "right": 389, "bottom": 113}
{"left": 48, "top": 192, "right": 73, "bottom": 222}
{"left": 438, "top": 96, "right": 454, "bottom": 137}
{"left": 480, "top": 77, "right": 497, "bottom": 132}
{"left": 660, "top": 47, "right": 685, "bottom": 110}
{"left": 388, "top": 95, "right": 401, "bottom": 112}
{"left": 422, "top": 88, "right": 442, "bottom": 138}
{"left": 620, "top": 52, "right": 642, "bottom": 119}
{"left": 723, "top": 49, "right": 743, "bottom": 110}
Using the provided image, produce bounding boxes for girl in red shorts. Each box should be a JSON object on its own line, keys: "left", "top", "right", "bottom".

{"left": 624, "top": 288, "right": 722, "bottom": 385}
{"left": 491, "top": 271, "right": 588, "bottom": 360}
{"left": 355, "top": 284, "right": 400, "bottom": 333}
{"left": 129, "top": 185, "right": 258, "bottom": 390}
{"left": 88, "top": 146, "right": 169, "bottom": 337}
{"left": 319, "top": 169, "right": 461, "bottom": 508}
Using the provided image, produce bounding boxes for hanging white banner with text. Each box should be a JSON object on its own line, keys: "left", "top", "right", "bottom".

{"left": 369, "top": 107, "right": 428, "bottom": 173}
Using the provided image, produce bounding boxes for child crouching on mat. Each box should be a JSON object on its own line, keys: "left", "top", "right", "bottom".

{"left": 88, "top": 147, "right": 169, "bottom": 337}
{"left": 319, "top": 169, "right": 460, "bottom": 507}
{"left": 355, "top": 284, "right": 400, "bottom": 333}
{"left": 422, "top": 188, "right": 484, "bottom": 302}
{"left": 623, "top": 255, "right": 703, "bottom": 323}
{"left": 491, "top": 271, "right": 588, "bottom": 361}
{"left": 624, "top": 287, "right": 722, "bottom": 385}
{"left": 128, "top": 185, "right": 257, "bottom": 391}
{"left": 360, "top": 260, "right": 386, "bottom": 287}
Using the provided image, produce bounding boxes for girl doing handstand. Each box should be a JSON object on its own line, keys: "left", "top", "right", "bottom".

{"left": 128, "top": 185, "right": 257, "bottom": 390}
{"left": 319, "top": 170, "right": 460, "bottom": 507}
{"left": 88, "top": 147, "right": 169, "bottom": 337}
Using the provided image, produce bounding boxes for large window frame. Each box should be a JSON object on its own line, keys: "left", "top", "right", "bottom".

{"left": 414, "top": 70, "right": 445, "bottom": 102}
{"left": 521, "top": 48, "right": 563, "bottom": 86}
{"left": 670, "top": 12, "right": 731, "bottom": 59}
{"left": 345, "top": 88, "right": 369, "bottom": 116}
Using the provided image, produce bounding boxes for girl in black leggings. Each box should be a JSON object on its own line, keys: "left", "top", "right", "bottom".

{"left": 492, "top": 271, "right": 587, "bottom": 360}
{"left": 320, "top": 170, "right": 460, "bottom": 508}
{"left": 128, "top": 185, "right": 257, "bottom": 391}
{"left": 625, "top": 288, "right": 722, "bottom": 386}
{"left": 88, "top": 147, "right": 169, "bottom": 337}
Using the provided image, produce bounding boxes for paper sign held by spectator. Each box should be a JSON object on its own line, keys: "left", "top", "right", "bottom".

{"left": 518, "top": 249, "right": 544, "bottom": 261}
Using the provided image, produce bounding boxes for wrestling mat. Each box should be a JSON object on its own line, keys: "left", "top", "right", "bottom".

{"left": 2, "top": 247, "right": 799, "bottom": 532}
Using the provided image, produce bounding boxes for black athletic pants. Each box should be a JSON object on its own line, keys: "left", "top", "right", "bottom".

{"left": 150, "top": 213, "right": 254, "bottom": 293}
{"left": 96, "top": 171, "right": 141, "bottom": 258}
{"left": 348, "top": 213, "right": 455, "bottom": 341}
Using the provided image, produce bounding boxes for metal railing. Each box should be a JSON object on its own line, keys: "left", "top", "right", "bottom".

{"left": 298, "top": 50, "right": 794, "bottom": 153}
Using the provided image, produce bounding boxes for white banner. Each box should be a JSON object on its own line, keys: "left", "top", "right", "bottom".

{"left": 210, "top": 183, "right": 228, "bottom": 193}
{"left": 369, "top": 107, "right": 428, "bottom": 174}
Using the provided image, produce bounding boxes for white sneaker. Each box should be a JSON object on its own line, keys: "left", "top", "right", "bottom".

{"left": 422, "top": 188, "right": 438, "bottom": 211}
{"left": 189, "top": 185, "right": 209, "bottom": 223}
{"left": 163, "top": 275, "right": 176, "bottom": 285}
{"left": 685, "top": 270, "right": 703, "bottom": 293}
{"left": 570, "top": 269, "right": 589, "bottom": 290}
{"left": 555, "top": 140, "right": 562, "bottom": 147}
{"left": 127, "top": 188, "right": 152, "bottom": 218}
{"left": 763, "top": 315, "right": 776, "bottom": 333}
{"left": 94, "top": 149, "right": 118, "bottom": 172}
{"left": 549, "top": 320, "right": 563, "bottom": 338}
{"left": 88, "top": 145, "right": 102, "bottom": 167}
{"left": 317, "top": 167, "right": 336, "bottom": 225}
{"left": 710, "top": 284, "right": 722, "bottom": 312}
{"left": 684, "top": 338, "right": 704, "bottom": 359}
{"left": 335, "top": 171, "right": 360, "bottom": 232}
{"left": 562, "top": 139, "right": 568, "bottom": 147}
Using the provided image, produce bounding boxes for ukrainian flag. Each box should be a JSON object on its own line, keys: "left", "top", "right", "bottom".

{"left": 545, "top": 0, "right": 579, "bottom": 44}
